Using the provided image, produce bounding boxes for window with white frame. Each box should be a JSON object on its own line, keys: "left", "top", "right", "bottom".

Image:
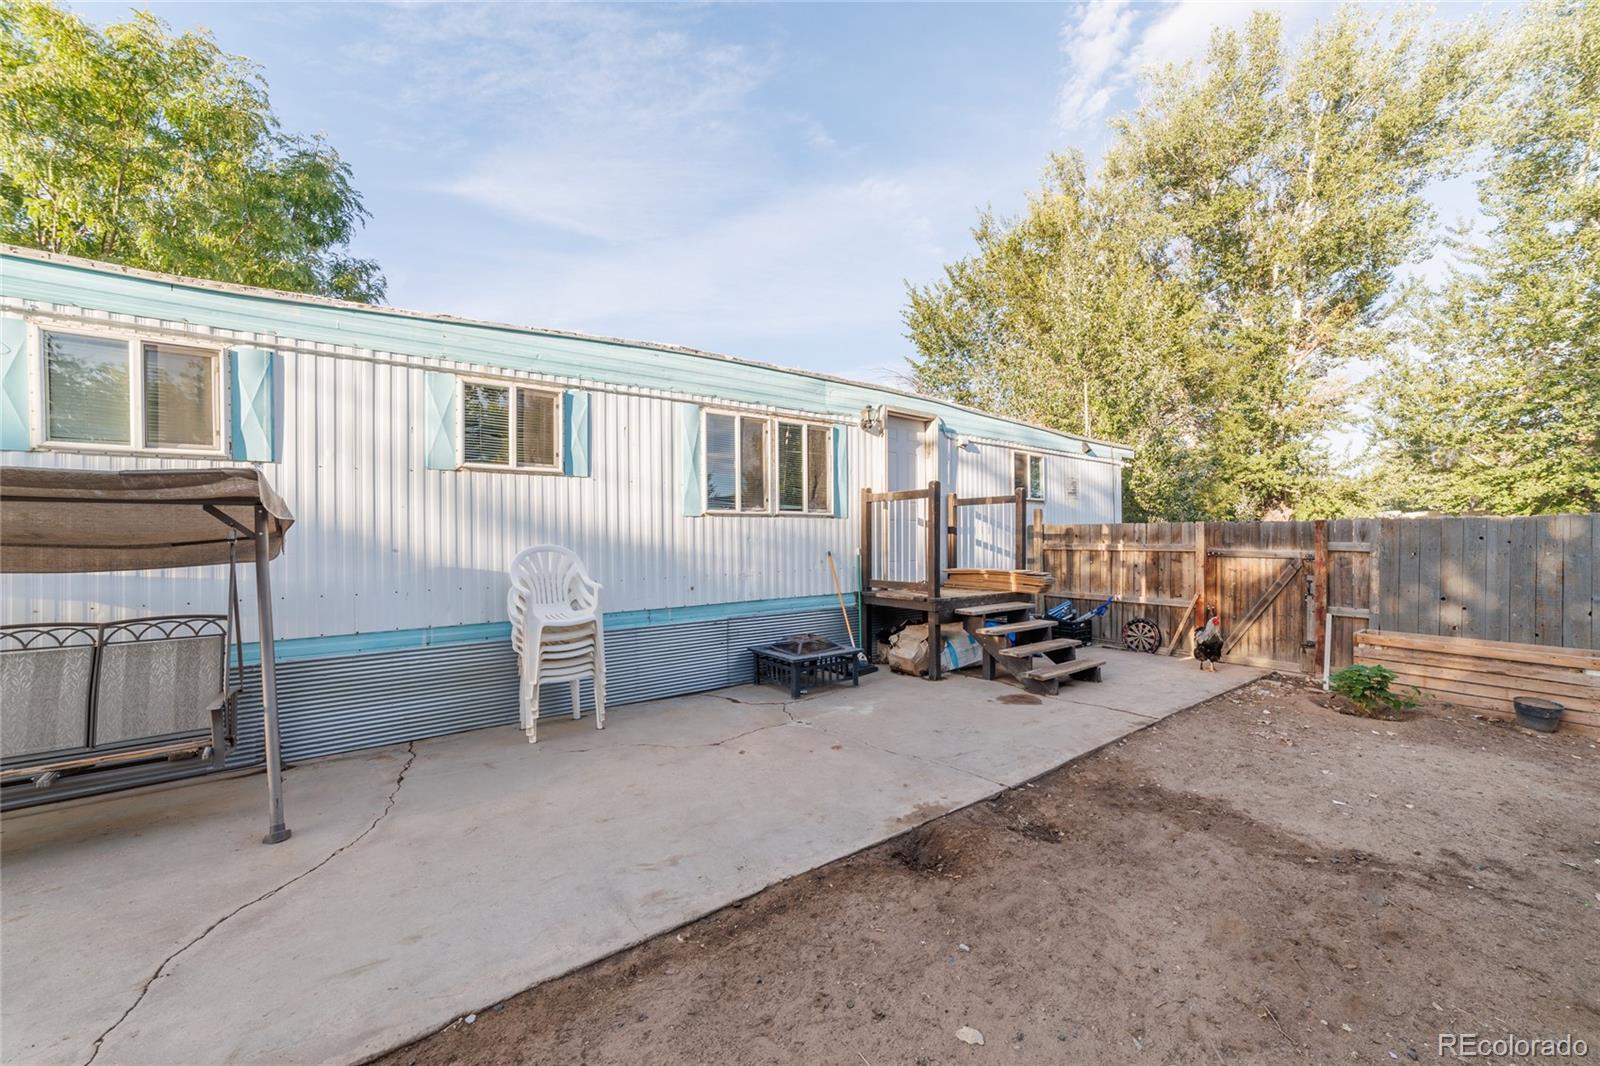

{"left": 40, "top": 328, "right": 222, "bottom": 452}
{"left": 1014, "top": 451, "right": 1045, "bottom": 502}
{"left": 705, "top": 411, "right": 831, "bottom": 514}
{"left": 461, "top": 380, "right": 560, "bottom": 470}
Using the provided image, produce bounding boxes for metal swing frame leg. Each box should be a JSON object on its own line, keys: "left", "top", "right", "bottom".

{"left": 254, "top": 504, "right": 290, "bottom": 845}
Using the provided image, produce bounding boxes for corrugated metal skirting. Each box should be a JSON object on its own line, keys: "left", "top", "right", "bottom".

{"left": 228, "top": 607, "right": 849, "bottom": 767}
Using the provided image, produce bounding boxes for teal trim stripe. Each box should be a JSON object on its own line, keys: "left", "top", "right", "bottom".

{"left": 0, "top": 253, "right": 1126, "bottom": 459}
{"left": 242, "top": 593, "right": 846, "bottom": 664}
{"left": 604, "top": 594, "right": 841, "bottom": 630}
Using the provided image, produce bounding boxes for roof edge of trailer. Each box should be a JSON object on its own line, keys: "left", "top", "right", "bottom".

{"left": 0, "top": 245, "right": 1135, "bottom": 459}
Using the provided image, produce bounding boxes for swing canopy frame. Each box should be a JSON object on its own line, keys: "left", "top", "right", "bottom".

{"left": 1, "top": 466, "right": 297, "bottom": 844}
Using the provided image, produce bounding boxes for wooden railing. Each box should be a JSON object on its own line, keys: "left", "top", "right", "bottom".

{"left": 945, "top": 488, "right": 1027, "bottom": 571}
{"left": 861, "top": 482, "right": 941, "bottom": 599}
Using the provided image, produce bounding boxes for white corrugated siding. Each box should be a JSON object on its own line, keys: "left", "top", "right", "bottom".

{"left": 949, "top": 440, "right": 1122, "bottom": 570}
{"left": 3, "top": 341, "right": 1121, "bottom": 640}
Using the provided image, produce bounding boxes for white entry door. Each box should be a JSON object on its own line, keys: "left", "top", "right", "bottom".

{"left": 884, "top": 415, "right": 931, "bottom": 583}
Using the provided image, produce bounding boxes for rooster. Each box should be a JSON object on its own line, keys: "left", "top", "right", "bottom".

{"left": 1194, "top": 615, "right": 1223, "bottom": 671}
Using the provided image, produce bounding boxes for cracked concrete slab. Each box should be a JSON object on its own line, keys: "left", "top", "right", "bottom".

{"left": 0, "top": 746, "right": 410, "bottom": 1066}
{"left": 1, "top": 652, "right": 1259, "bottom": 1065}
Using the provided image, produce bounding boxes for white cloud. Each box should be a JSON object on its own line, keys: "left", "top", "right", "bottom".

{"left": 1057, "top": 0, "right": 1136, "bottom": 127}
{"left": 1126, "top": 1, "right": 1262, "bottom": 76}
{"left": 440, "top": 170, "right": 964, "bottom": 353}
{"left": 348, "top": 4, "right": 778, "bottom": 242}
{"left": 1057, "top": 0, "right": 1312, "bottom": 131}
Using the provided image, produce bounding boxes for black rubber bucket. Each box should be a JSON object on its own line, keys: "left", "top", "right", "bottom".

{"left": 1513, "top": 696, "right": 1564, "bottom": 733}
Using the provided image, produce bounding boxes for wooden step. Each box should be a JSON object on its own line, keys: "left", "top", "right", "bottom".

{"left": 976, "top": 619, "right": 1056, "bottom": 638}
{"left": 954, "top": 601, "right": 1036, "bottom": 617}
{"left": 995, "top": 638, "right": 1081, "bottom": 659}
{"left": 1023, "top": 657, "right": 1105, "bottom": 695}
{"left": 1027, "top": 658, "right": 1104, "bottom": 681}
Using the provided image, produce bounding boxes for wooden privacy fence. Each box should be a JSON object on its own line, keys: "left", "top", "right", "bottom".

{"left": 1036, "top": 513, "right": 1598, "bottom": 674}
{"left": 1375, "top": 514, "right": 1595, "bottom": 649}
{"left": 1038, "top": 520, "right": 1373, "bottom": 672}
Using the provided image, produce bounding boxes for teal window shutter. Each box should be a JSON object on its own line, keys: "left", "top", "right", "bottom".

{"left": 228, "top": 347, "right": 276, "bottom": 462}
{"left": 562, "top": 390, "right": 591, "bottom": 476}
{"left": 0, "top": 316, "right": 31, "bottom": 451}
{"left": 679, "top": 403, "right": 703, "bottom": 516}
{"left": 832, "top": 425, "right": 848, "bottom": 518}
{"left": 424, "top": 372, "right": 459, "bottom": 470}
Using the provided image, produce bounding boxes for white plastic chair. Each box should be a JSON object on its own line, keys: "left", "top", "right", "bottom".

{"left": 508, "top": 546, "right": 606, "bottom": 742}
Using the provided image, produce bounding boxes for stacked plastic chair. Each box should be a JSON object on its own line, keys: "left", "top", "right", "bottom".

{"left": 507, "top": 546, "right": 606, "bottom": 743}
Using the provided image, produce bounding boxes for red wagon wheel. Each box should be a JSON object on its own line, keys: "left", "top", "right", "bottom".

{"left": 1122, "top": 617, "right": 1161, "bottom": 653}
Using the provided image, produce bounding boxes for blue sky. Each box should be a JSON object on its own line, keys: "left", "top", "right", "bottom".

{"left": 94, "top": 2, "right": 1486, "bottom": 389}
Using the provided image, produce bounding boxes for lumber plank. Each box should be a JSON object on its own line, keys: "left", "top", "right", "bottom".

{"left": 1439, "top": 518, "right": 1466, "bottom": 637}
{"left": 1418, "top": 520, "right": 1441, "bottom": 636}
{"left": 1353, "top": 644, "right": 1600, "bottom": 687}
{"left": 1534, "top": 516, "right": 1564, "bottom": 645}
{"left": 1398, "top": 518, "right": 1422, "bottom": 633}
{"left": 1560, "top": 513, "right": 1591, "bottom": 650}
{"left": 954, "top": 601, "right": 1036, "bottom": 616}
{"left": 996, "top": 638, "right": 1081, "bottom": 658}
{"left": 1459, "top": 516, "right": 1487, "bottom": 640}
{"left": 1356, "top": 658, "right": 1599, "bottom": 709}
{"left": 1482, "top": 517, "right": 1510, "bottom": 642}
{"left": 1027, "top": 658, "right": 1105, "bottom": 681}
{"left": 1354, "top": 629, "right": 1600, "bottom": 671}
{"left": 979, "top": 619, "right": 1056, "bottom": 637}
{"left": 1508, "top": 517, "right": 1537, "bottom": 643}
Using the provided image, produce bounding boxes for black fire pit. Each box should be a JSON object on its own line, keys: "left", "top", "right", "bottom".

{"left": 751, "top": 634, "right": 862, "bottom": 698}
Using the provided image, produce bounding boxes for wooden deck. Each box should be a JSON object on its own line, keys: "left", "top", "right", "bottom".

{"left": 862, "top": 586, "right": 1020, "bottom": 612}
{"left": 863, "top": 585, "right": 1037, "bottom": 681}
{"left": 859, "top": 481, "right": 1043, "bottom": 681}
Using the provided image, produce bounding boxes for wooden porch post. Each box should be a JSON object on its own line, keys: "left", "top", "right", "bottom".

{"left": 1030, "top": 507, "right": 1045, "bottom": 572}
{"left": 1013, "top": 487, "right": 1026, "bottom": 569}
{"left": 927, "top": 480, "right": 942, "bottom": 681}
{"left": 1197, "top": 522, "right": 1212, "bottom": 658}
{"left": 1313, "top": 519, "right": 1329, "bottom": 672}
{"left": 945, "top": 492, "right": 959, "bottom": 574}
{"left": 859, "top": 487, "right": 873, "bottom": 592}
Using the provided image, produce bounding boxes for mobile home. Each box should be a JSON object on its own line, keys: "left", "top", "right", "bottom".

{"left": 0, "top": 246, "right": 1130, "bottom": 767}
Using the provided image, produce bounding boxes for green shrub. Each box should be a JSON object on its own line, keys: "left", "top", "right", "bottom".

{"left": 1329, "top": 664, "right": 1417, "bottom": 718}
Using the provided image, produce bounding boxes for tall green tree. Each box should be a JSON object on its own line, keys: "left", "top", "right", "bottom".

{"left": 0, "top": 0, "right": 384, "bottom": 302}
{"left": 1369, "top": 0, "right": 1599, "bottom": 514}
{"left": 906, "top": 7, "right": 1481, "bottom": 520}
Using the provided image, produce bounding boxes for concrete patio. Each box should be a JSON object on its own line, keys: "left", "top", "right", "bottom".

{"left": 1, "top": 650, "right": 1259, "bottom": 1066}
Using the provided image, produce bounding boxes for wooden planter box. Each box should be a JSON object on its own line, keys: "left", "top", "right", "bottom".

{"left": 1353, "top": 630, "right": 1599, "bottom": 739}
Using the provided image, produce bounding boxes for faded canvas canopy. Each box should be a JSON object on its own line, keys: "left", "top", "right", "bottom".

{"left": 1, "top": 464, "right": 296, "bottom": 844}
{"left": 0, "top": 467, "right": 293, "bottom": 574}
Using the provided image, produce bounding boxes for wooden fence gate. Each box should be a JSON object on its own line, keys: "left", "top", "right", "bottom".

{"left": 1037, "top": 519, "right": 1376, "bottom": 671}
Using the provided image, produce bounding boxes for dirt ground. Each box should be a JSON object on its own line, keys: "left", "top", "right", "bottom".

{"left": 377, "top": 676, "right": 1599, "bottom": 1065}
